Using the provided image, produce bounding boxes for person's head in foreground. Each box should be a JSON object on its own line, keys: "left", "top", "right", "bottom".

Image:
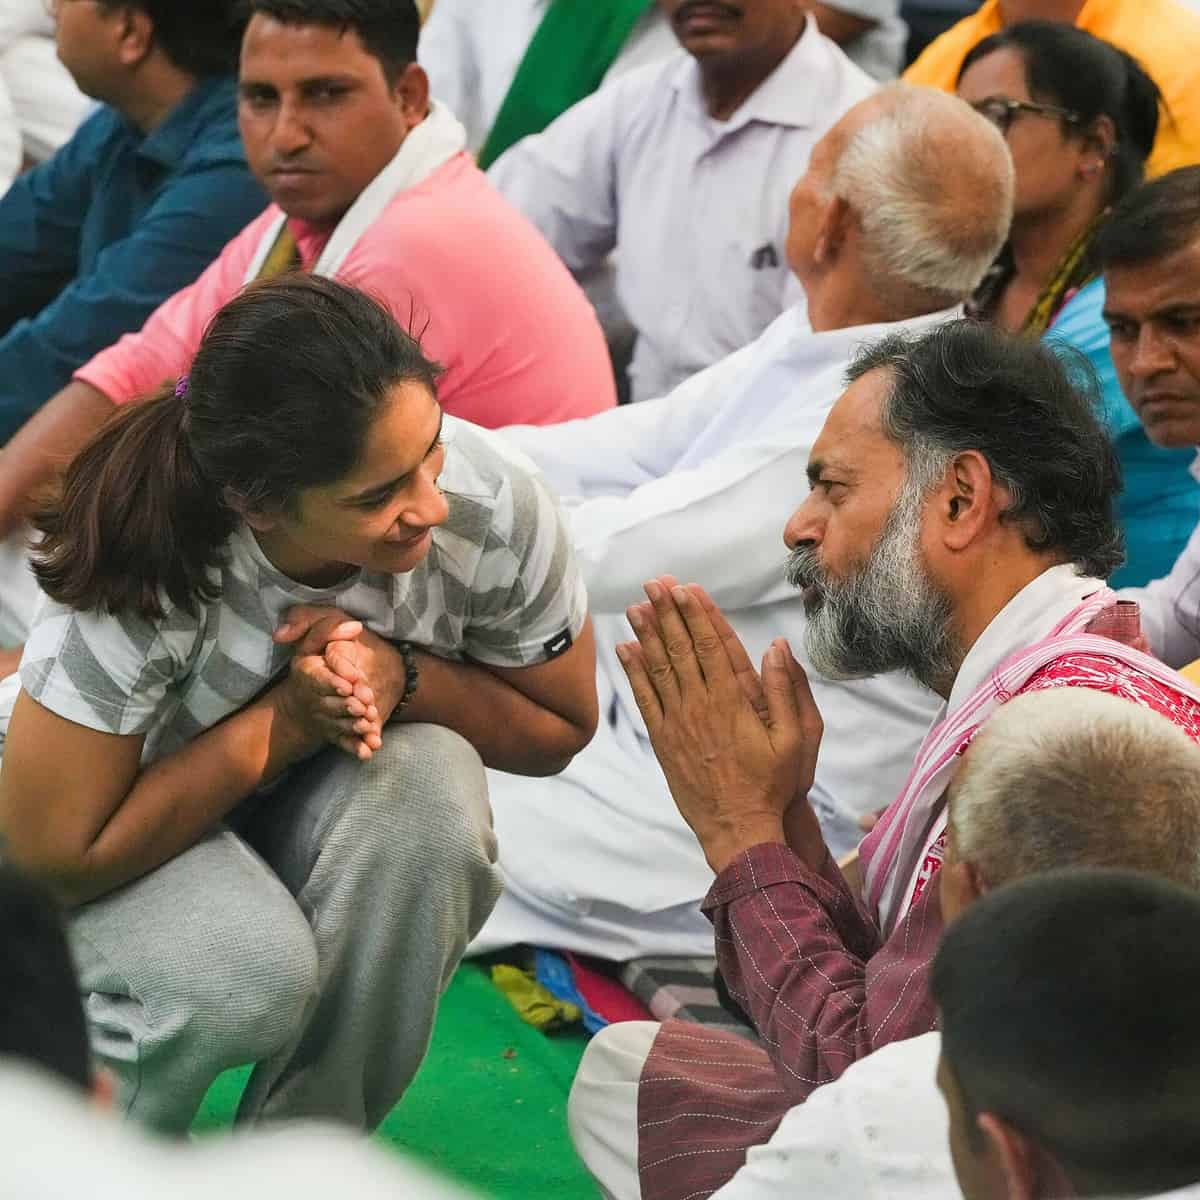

{"left": 0, "top": 862, "right": 93, "bottom": 1094}
{"left": 935, "top": 867, "right": 1200, "bottom": 1200}
{"left": 784, "top": 83, "right": 1013, "bottom": 331}
{"left": 1096, "top": 166, "right": 1200, "bottom": 449}
{"left": 237, "top": 0, "right": 427, "bottom": 225}
{"left": 956, "top": 20, "right": 1159, "bottom": 257}
{"left": 34, "top": 274, "right": 448, "bottom": 619}
{"left": 939, "top": 686, "right": 1200, "bottom": 927}
{"left": 784, "top": 319, "right": 1123, "bottom": 695}
{"left": 52, "top": 0, "right": 244, "bottom": 107}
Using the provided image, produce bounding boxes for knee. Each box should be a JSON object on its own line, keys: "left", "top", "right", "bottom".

{"left": 357, "top": 723, "right": 497, "bottom": 874}
{"left": 172, "top": 902, "right": 319, "bottom": 1062}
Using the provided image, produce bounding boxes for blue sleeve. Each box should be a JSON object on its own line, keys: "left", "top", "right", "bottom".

{"left": 0, "top": 158, "right": 267, "bottom": 444}
{"left": 0, "top": 113, "right": 104, "bottom": 331}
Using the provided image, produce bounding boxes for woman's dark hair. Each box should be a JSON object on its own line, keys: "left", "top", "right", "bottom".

{"left": 98, "top": 0, "right": 246, "bottom": 77}
{"left": 958, "top": 20, "right": 1161, "bottom": 204}
{"left": 33, "top": 275, "right": 441, "bottom": 620}
{"left": 934, "top": 869, "right": 1200, "bottom": 1196}
{"left": 240, "top": 0, "right": 420, "bottom": 82}
{"left": 847, "top": 320, "right": 1124, "bottom": 580}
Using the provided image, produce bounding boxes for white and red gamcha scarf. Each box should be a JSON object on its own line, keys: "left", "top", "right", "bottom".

{"left": 859, "top": 564, "right": 1200, "bottom": 938}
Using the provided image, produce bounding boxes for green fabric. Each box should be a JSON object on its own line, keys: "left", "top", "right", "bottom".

{"left": 193, "top": 964, "right": 596, "bottom": 1199}
{"left": 477, "top": 0, "right": 655, "bottom": 170}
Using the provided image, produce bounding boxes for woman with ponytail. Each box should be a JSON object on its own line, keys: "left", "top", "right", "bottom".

{"left": 0, "top": 273, "right": 597, "bottom": 1133}
{"left": 957, "top": 21, "right": 1200, "bottom": 586}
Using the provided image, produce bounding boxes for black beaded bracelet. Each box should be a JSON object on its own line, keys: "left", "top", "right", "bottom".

{"left": 396, "top": 641, "right": 420, "bottom": 713}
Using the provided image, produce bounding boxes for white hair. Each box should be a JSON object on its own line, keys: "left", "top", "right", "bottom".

{"left": 950, "top": 688, "right": 1200, "bottom": 891}
{"left": 831, "top": 83, "right": 1014, "bottom": 305}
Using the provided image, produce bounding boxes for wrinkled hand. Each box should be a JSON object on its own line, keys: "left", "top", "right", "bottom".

{"left": 273, "top": 606, "right": 384, "bottom": 761}
{"left": 616, "top": 578, "right": 824, "bottom": 874}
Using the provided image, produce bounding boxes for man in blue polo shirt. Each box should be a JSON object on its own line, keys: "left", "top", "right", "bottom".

{"left": 0, "top": 0, "right": 265, "bottom": 443}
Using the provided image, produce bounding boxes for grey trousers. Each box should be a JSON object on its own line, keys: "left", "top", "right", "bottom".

{"left": 69, "top": 724, "right": 502, "bottom": 1135}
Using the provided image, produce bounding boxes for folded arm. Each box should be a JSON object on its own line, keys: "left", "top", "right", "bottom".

{"left": 0, "top": 159, "right": 266, "bottom": 444}
{"left": 0, "top": 681, "right": 328, "bottom": 907}
{"left": 311, "top": 621, "right": 600, "bottom": 777}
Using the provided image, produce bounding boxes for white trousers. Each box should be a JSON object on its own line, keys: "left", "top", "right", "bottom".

{"left": 568, "top": 1021, "right": 660, "bottom": 1200}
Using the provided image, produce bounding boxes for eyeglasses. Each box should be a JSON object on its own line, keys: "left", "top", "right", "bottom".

{"left": 969, "top": 97, "right": 1082, "bottom": 136}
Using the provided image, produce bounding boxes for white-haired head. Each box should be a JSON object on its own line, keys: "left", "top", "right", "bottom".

{"left": 949, "top": 687, "right": 1200, "bottom": 891}
{"left": 828, "top": 83, "right": 1014, "bottom": 310}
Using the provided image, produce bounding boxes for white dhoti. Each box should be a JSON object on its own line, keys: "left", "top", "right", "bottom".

{"left": 567, "top": 1021, "right": 659, "bottom": 1200}
{"left": 471, "top": 660, "right": 716, "bottom": 960}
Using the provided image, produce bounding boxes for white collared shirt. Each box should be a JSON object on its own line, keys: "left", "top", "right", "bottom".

{"left": 488, "top": 20, "right": 877, "bottom": 403}
{"left": 502, "top": 304, "right": 953, "bottom": 850}
{"left": 1121, "top": 453, "right": 1200, "bottom": 668}
{"left": 418, "top": 0, "right": 678, "bottom": 151}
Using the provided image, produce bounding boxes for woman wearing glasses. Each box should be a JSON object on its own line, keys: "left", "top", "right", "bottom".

{"left": 957, "top": 20, "right": 1200, "bottom": 586}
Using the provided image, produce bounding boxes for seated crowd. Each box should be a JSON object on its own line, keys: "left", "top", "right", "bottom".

{"left": 3, "top": 1, "right": 1200, "bottom": 1198}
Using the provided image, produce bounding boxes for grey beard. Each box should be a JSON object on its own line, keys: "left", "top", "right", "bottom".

{"left": 787, "top": 491, "right": 961, "bottom": 694}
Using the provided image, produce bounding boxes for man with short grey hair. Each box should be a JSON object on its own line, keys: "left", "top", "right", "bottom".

{"left": 475, "top": 83, "right": 1014, "bottom": 965}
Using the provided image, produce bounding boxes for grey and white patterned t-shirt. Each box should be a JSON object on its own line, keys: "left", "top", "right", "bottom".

{"left": 10, "top": 418, "right": 588, "bottom": 764}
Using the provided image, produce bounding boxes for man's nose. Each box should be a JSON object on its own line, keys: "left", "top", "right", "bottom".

{"left": 783, "top": 493, "right": 823, "bottom": 550}
{"left": 271, "top": 101, "right": 312, "bottom": 155}
{"left": 1130, "top": 325, "right": 1176, "bottom": 378}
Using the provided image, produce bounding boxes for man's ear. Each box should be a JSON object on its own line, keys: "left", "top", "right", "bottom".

{"left": 116, "top": 5, "right": 156, "bottom": 69}
{"left": 393, "top": 62, "right": 431, "bottom": 129}
{"left": 813, "top": 194, "right": 852, "bottom": 266}
{"left": 978, "top": 1112, "right": 1062, "bottom": 1200}
{"left": 977, "top": 1113, "right": 1038, "bottom": 1200}
{"left": 934, "top": 450, "right": 1000, "bottom": 552}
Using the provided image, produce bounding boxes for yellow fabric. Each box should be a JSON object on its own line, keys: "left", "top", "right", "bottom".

{"left": 490, "top": 965, "right": 582, "bottom": 1032}
{"left": 1180, "top": 659, "right": 1200, "bottom": 688}
{"left": 256, "top": 223, "right": 301, "bottom": 281}
{"left": 904, "top": 0, "right": 1200, "bottom": 177}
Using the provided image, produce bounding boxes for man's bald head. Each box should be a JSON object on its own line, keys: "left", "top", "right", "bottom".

{"left": 834, "top": 84, "right": 1014, "bottom": 308}
{"left": 788, "top": 85, "right": 1014, "bottom": 321}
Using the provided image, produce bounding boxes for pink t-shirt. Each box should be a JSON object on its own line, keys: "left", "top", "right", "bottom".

{"left": 77, "top": 154, "right": 616, "bottom": 428}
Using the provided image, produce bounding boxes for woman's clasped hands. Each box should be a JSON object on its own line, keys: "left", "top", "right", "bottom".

{"left": 274, "top": 605, "right": 403, "bottom": 761}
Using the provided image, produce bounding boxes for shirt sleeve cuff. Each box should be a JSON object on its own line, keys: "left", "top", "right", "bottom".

{"left": 701, "top": 842, "right": 844, "bottom": 914}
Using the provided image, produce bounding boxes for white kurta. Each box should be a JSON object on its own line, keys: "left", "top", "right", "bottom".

{"left": 1121, "top": 455, "right": 1200, "bottom": 668}
{"left": 417, "top": 0, "right": 678, "bottom": 152}
{"left": 488, "top": 19, "right": 876, "bottom": 402}
{"left": 471, "top": 306, "right": 950, "bottom": 961}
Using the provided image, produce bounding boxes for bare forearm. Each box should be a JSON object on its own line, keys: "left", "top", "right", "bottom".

{"left": 0, "top": 381, "right": 116, "bottom": 534}
{"left": 66, "top": 687, "right": 321, "bottom": 906}
{"left": 398, "top": 650, "right": 593, "bottom": 776}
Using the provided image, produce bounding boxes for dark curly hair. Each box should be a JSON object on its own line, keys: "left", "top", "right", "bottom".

{"left": 847, "top": 320, "right": 1124, "bottom": 580}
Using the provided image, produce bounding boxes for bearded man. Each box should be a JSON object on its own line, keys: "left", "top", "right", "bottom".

{"left": 570, "top": 319, "right": 1200, "bottom": 1200}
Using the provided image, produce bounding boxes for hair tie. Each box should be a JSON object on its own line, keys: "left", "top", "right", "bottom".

{"left": 174, "top": 375, "right": 190, "bottom": 400}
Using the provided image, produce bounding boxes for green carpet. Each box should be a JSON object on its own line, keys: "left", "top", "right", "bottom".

{"left": 192, "top": 964, "right": 598, "bottom": 1198}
